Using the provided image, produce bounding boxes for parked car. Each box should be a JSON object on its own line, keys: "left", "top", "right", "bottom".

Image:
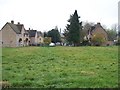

{"left": 49, "top": 43, "right": 55, "bottom": 47}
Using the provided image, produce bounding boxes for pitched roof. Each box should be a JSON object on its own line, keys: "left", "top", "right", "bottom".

{"left": 90, "top": 23, "right": 107, "bottom": 34}
{"left": 37, "top": 31, "right": 43, "bottom": 37}
{"left": 0, "top": 21, "right": 25, "bottom": 34}
{"left": 16, "top": 24, "right": 24, "bottom": 32}
{"left": 27, "top": 30, "right": 37, "bottom": 37}
{"left": 8, "top": 23, "right": 21, "bottom": 34}
{"left": 91, "top": 26, "right": 95, "bottom": 31}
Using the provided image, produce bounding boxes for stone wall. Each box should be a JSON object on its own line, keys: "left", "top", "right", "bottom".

{"left": 1, "top": 24, "right": 17, "bottom": 47}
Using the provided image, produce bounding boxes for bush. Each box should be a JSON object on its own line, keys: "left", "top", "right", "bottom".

{"left": 91, "top": 33, "right": 106, "bottom": 46}
{"left": 43, "top": 37, "right": 51, "bottom": 46}
{"left": 81, "top": 40, "right": 91, "bottom": 46}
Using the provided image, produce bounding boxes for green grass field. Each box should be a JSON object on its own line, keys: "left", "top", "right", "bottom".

{"left": 2, "top": 46, "right": 118, "bottom": 88}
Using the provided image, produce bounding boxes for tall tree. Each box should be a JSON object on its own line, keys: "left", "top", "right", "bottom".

{"left": 43, "top": 32, "right": 48, "bottom": 37}
{"left": 65, "top": 10, "right": 82, "bottom": 46}
{"left": 47, "top": 26, "right": 61, "bottom": 44}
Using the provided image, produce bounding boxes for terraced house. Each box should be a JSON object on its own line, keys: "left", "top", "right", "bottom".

{"left": 0, "top": 20, "right": 44, "bottom": 47}
{"left": 27, "top": 29, "right": 44, "bottom": 45}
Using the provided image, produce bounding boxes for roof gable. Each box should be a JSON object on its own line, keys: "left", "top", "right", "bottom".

{"left": 90, "top": 23, "right": 107, "bottom": 35}
{"left": 16, "top": 24, "right": 24, "bottom": 32}
{"left": 27, "top": 30, "right": 37, "bottom": 37}
{"left": 8, "top": 23, "right": 21, "bottom": 34}
{"left": 37, "top": 31, "right": 43, "bottom": 37}
{"left": 0, "top": 21, "right": 25, "bottom": 34}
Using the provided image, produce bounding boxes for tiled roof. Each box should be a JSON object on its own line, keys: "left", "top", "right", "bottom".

{"left": 2, "top": 21, "right": 41, "bottom": 37}
{"left": 8, "top": 23, "right": 21, "bottom": 34}
{"left": 37, "top": 31, "right": 43, "bottom": 37}
{"left": 90, "top": 23, "right": 107, "bottom": 34}
{"left": 16, "top": 24, "right": 24, "bottom": 32}
{"left": 27, "top": 30, "right": 37, "bottom": 37}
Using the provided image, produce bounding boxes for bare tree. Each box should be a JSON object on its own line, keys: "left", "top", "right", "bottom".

{"left": 106, "top": 24, "right": 118, "bottom": 41}
{"left": 111, "top": 24, "right": 118, "bottom": 32}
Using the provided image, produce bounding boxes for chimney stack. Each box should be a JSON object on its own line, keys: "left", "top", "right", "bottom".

{"left": 29, "top": 28, "right": 30, "bottom": 30}
{"left": 97, "top": 22, "right": 101, "bottom": 25}
{"left": 11, "top": 20, "right": 14, "bottom": 24}
{"left": 18, "top": 22, "right": 20, "bottom": 24}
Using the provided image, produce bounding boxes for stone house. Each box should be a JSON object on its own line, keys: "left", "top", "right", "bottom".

{"left": 35, "top": 31, "right": 44, "bottom": 44}
{"left": 27, "top": 29, "right": 37, "bottom": 45}
{"left": 27, "top": 29, "right": 44, "bottom": 46}
{"left": 87, "top": 23, "right": 108, "bottom": 46}
{"left": 0, "top": 20, "right": 44, "bottom": 47}
{"left": 0, "top": 20, "right": 30, "bottom": 47}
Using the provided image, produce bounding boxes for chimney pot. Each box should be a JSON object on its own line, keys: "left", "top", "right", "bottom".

{"left": 97, "top": 22, "right": 101, "bottom": 25}
{"left": 11, "top": 20, "right": 14, "bottom": 24}
{"left": 18, "top": 22, "right": 20, "bottom": 24}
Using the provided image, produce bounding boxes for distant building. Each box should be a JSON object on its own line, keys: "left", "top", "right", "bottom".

{"left": 0, "top": 20, "right": 30, "bottom": 47}
{"left": 0, "top": 20, "right": 44, "bottom": 47}
{"left": 87, "top": 22, "right": 108, "bottom": 46}
{"left": 36, "top": 31, "right": 44, "bottom": 44}
{"left": 27, "top": 29, "right": 44, "bottom": 45}
{"left": 27, "top": 29, "right": 37, "bottom": 45}
{"left": 59, "top": 28, "right": 65, "bottom": 45}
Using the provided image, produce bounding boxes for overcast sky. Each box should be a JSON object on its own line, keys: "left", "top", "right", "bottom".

{"left": 0, "top": 0, "right": 119, "bottom": 32}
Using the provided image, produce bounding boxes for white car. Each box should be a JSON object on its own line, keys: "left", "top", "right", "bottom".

{"left": 49, "top": 43, "right": 55, "bottom": 47}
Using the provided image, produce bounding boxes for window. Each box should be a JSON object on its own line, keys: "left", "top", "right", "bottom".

{"left": 19, "top": 38, "right": 22, "bottom": 42}
{"left": 24, "top": 33, "right": 25, "bottom": 37}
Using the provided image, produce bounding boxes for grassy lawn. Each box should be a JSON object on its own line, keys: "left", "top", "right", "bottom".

{"left": 2, "top": 46, "right": 118, "bottom": 88}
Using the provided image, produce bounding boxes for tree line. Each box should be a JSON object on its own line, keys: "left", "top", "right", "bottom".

{"left": 43, "top": 10, "right": 119, "bottom": 46}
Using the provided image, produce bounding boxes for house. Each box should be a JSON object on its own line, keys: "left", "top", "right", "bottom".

{"left": 60, "top": 33, "right": 65, "bottom": 45}
{"left": 87, "top": 22, "right": 108, "bottom": 46}
{"left": 58, "top": 28, "right": 65, "bottom": 46}
{"left": 35, "top": 31, "right": 44, "bottom": 45}
{"left": 0, "top": 20, "right": 44, "bottom": 47}
{"left": 0, "top": 20, "right": 30, "bottom": 47}
{"left": 27, "top": 29, "right": 37, "bottom": 45}
{"left": 27, "top": 29, "right": 44, "bottom": 46}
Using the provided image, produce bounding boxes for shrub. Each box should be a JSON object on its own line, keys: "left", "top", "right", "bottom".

{"left": 43, "top": 37, "right": 51, "bottom": 46}
{"left": 81, "top": 40, "right": 91, "bottom": 46}
{"left": 91, "top": 33, "right": 106, "bottom": 46}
